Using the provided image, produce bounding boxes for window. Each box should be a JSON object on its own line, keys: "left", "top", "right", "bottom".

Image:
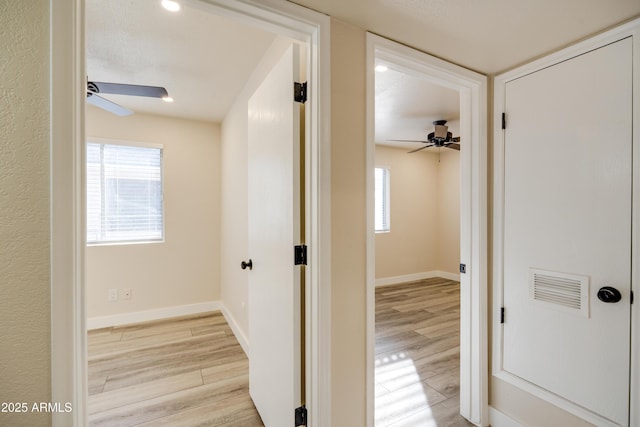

{"left": 375, "top": 167, "right": 390, "bottom": 232}
{"left": 87, "top": 141, "right": 164, "bottom": 244}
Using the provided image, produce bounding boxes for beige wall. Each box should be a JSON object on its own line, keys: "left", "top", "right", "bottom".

{"left": 374, "top": 145, "right": 460, "bottom": 280}
{"left": 330, "top": 19, "right": 368, "bottom": 425}
{"left": 0, "top": 1, "right": 51, "bottom": 426}
{"left": 85, "top": 108, "right": 221, "bottom": 319}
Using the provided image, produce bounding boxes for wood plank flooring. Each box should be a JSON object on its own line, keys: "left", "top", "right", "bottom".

{"left": 87, "top": 312, "right": 264, "bottom": 426}
{"left": 88, "top": 279, "right": 468, "bottom": 426}
{"left": 375, "top": 277, "right": 474, "bottom": 427}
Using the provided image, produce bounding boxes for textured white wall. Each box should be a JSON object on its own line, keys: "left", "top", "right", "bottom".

{"left": 0, "top": 1, "right": 52, "bottom": 426}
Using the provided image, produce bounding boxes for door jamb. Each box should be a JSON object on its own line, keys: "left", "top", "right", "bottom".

{"left": 365, "top": 33, "right": 489, "bottom": 426}
{"left": 50, "top": 1, "right": 331, "bottom": 426}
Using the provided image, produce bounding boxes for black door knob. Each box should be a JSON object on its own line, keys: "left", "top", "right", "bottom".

{"left": 241, "top": 259, "right": 253, "bottom": 270}
{"left": 597, "top": 286, "right": 622, "bottom": 303}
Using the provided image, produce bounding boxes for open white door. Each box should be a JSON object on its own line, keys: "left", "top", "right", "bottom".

{"left": 247, "top": 44, "right": 303, "bottom": 427}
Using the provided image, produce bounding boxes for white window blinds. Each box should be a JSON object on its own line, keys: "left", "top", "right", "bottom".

{"left": 87, "top": 142, "right": 164, "bottom": 244}
{"left": 375, "top": 167, "right": 390, "bottom": 232}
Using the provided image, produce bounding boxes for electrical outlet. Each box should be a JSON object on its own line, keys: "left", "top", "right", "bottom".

{"left": 108, "top": 288, "right": 118, "bottom": 302}
{"left": 120, "top": 288, "right": 132, "bottom": 300}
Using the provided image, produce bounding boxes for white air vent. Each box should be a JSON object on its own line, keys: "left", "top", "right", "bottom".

{"left": 529, "top": 268, "right": 589, "bottom": 318}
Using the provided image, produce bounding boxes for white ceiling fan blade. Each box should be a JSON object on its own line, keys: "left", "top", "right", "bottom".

{"left": 86, "top": 93, "right": 133, "bottom": 116}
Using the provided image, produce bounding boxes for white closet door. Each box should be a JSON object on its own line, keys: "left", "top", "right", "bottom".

{"left": 503, "top": 37, "right": 632, "bottom": 425}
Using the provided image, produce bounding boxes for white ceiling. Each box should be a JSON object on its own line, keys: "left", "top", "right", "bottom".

{"left": 375, "top": 65, "right": 460, "bottom": 152}
{"left": 294, "top": 0, "right": 640, "bottom": 75}
{"left": 86, "top": 0, "right": 276, "bottom": 123}
{"left": 86, "top": 0, "right": 639, "bottom": 145}
{"left": 86, "top": 0, "right": 461, "bottom": 148}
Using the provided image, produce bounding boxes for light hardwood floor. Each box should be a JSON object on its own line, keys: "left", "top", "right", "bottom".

{"left": 88, "top": 279, "right": 467, "bottom": 427}
{"left": 87, "top": 312, "right": 264, "bottom": 426}
{"left": 375, "top": 277, "right": 474, "bottom": 427}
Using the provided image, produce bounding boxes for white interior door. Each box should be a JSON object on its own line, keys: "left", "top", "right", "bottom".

{"left": 247, "top": 44, "right": 302, "bottom": 427}
{"left": 502, "top": 38, "right": 632, "bottom": 425}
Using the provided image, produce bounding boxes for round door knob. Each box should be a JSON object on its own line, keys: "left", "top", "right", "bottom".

{"left": 597, "top": 286, "right": 622, "bottom": 303}
{"left": 241, "top": 259, "right": 253, "bottom": 270}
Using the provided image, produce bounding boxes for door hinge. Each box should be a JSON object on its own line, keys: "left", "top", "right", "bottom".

{"left": 295, "top": 405, "right": 307, "bottom": 426}
{"left": 631, "top": 290, "right": 634, "bottom": 305}
{"left": 294, "top": 81, "right": 307, "bottom": 103}
{"left": 501, "top": 112, "right": 506, "bottom": 130}
{"left": 500, "top": 307, "right": 505, "bottom": 324}
{"left": 294, "top": 245, "right": 307, "bottom": 266}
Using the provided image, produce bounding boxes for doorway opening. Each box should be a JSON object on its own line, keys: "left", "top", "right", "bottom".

{"left": 50, "top": 1, "right": 330, "bottom": 425}
{"left": 366, "top": 33, "right": 488, "bottom": 426}
{"left": 372, "top": 65, "right": 466, "bottom": 425}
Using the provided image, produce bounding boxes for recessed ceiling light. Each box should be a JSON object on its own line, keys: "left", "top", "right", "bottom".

{"left": 162, "top": 96, "right": 174, "bottom": 103}
{"left": 375, "top": 64, "right": 388, "bottom": 72}
{"left": 161, "top": 0, "right": 181, "bottom": 12}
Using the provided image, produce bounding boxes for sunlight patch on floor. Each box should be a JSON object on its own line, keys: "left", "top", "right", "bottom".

{"left": 375, "top": 352, "right": 441, "bottom": 427}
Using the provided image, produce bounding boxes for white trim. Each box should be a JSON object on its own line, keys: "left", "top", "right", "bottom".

{"left": 52, "top": 1, "right": 331, "bottom": 426}
{"left": 489, "top": 407, "right": 524, "bottom": 427}
{"left": 86, "top": 136, "right": 164, "bottom": 150}
{"left": 365, "top": 36, "right": 376, "bottom": 427}
{"left": 630, "top": 19, "right": 640, "bottom": 427}
{"left": 220, "top": 303, "right": 250, "bottom": 357}
{"left": 493, "top": 17, "right": 640, "bottom": 427}
{"left": 366, "top": 33, "right": 488, "bottom": 427}
{"left": 86, "top": 301, "right": 221, "bottom": 330}
{"left": 375, "top": 271, "right": 461, "bottom": 287}
{"left": 51, "top": 0, "right": 86, "bottom": 426}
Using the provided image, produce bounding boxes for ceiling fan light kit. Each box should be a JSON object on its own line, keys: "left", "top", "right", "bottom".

{"left": 432, "top": 120, "right": 450, "bottom": 141}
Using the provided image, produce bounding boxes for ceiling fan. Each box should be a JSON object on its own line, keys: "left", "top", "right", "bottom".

{"left": 388, "top": 120, "right": 461, "bottom": 153}
{"left": 86, "top": 80, "right": 170, "bottom": 116}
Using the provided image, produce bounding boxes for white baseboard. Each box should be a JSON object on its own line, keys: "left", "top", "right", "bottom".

{"left": 375, "top": 270, "right": 460, "bottom": 287}
{"left": 489, "top": 407, "right": 524, "bottom": 427}
{"left": 219, "top": 303, "right": 249, "bottom": 357}
{"left": 87, "top": 301, "right": 221, "bottom": 330}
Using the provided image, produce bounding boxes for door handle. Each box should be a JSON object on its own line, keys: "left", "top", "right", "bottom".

{"left": 597, "top": 286, "right": 622, "bottom": 303}
{"left": 241, "top": 259, "right": 253, "bottom": 270}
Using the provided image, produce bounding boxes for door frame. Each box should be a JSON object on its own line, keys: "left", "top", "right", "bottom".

{"left": 493, "top": 18, "right": 640, "bottom": 427}
{"left": 365, "top": 33, "right": 489, "bottom": 426}
{"left": 50, "top": 1, "right": 331, "bottom": 426}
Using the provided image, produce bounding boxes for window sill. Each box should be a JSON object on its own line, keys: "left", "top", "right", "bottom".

{"left": 87, "top": 239, "right": 164, "bottom": 247}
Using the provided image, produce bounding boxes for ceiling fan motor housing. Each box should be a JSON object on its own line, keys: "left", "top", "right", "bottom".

{"left": 87, "top": 81, "right": 99, "bottom": 94}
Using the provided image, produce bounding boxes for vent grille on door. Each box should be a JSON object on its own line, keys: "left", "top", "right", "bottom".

{"left": 529, "top": 268, "right": 589, "bottom": 318}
